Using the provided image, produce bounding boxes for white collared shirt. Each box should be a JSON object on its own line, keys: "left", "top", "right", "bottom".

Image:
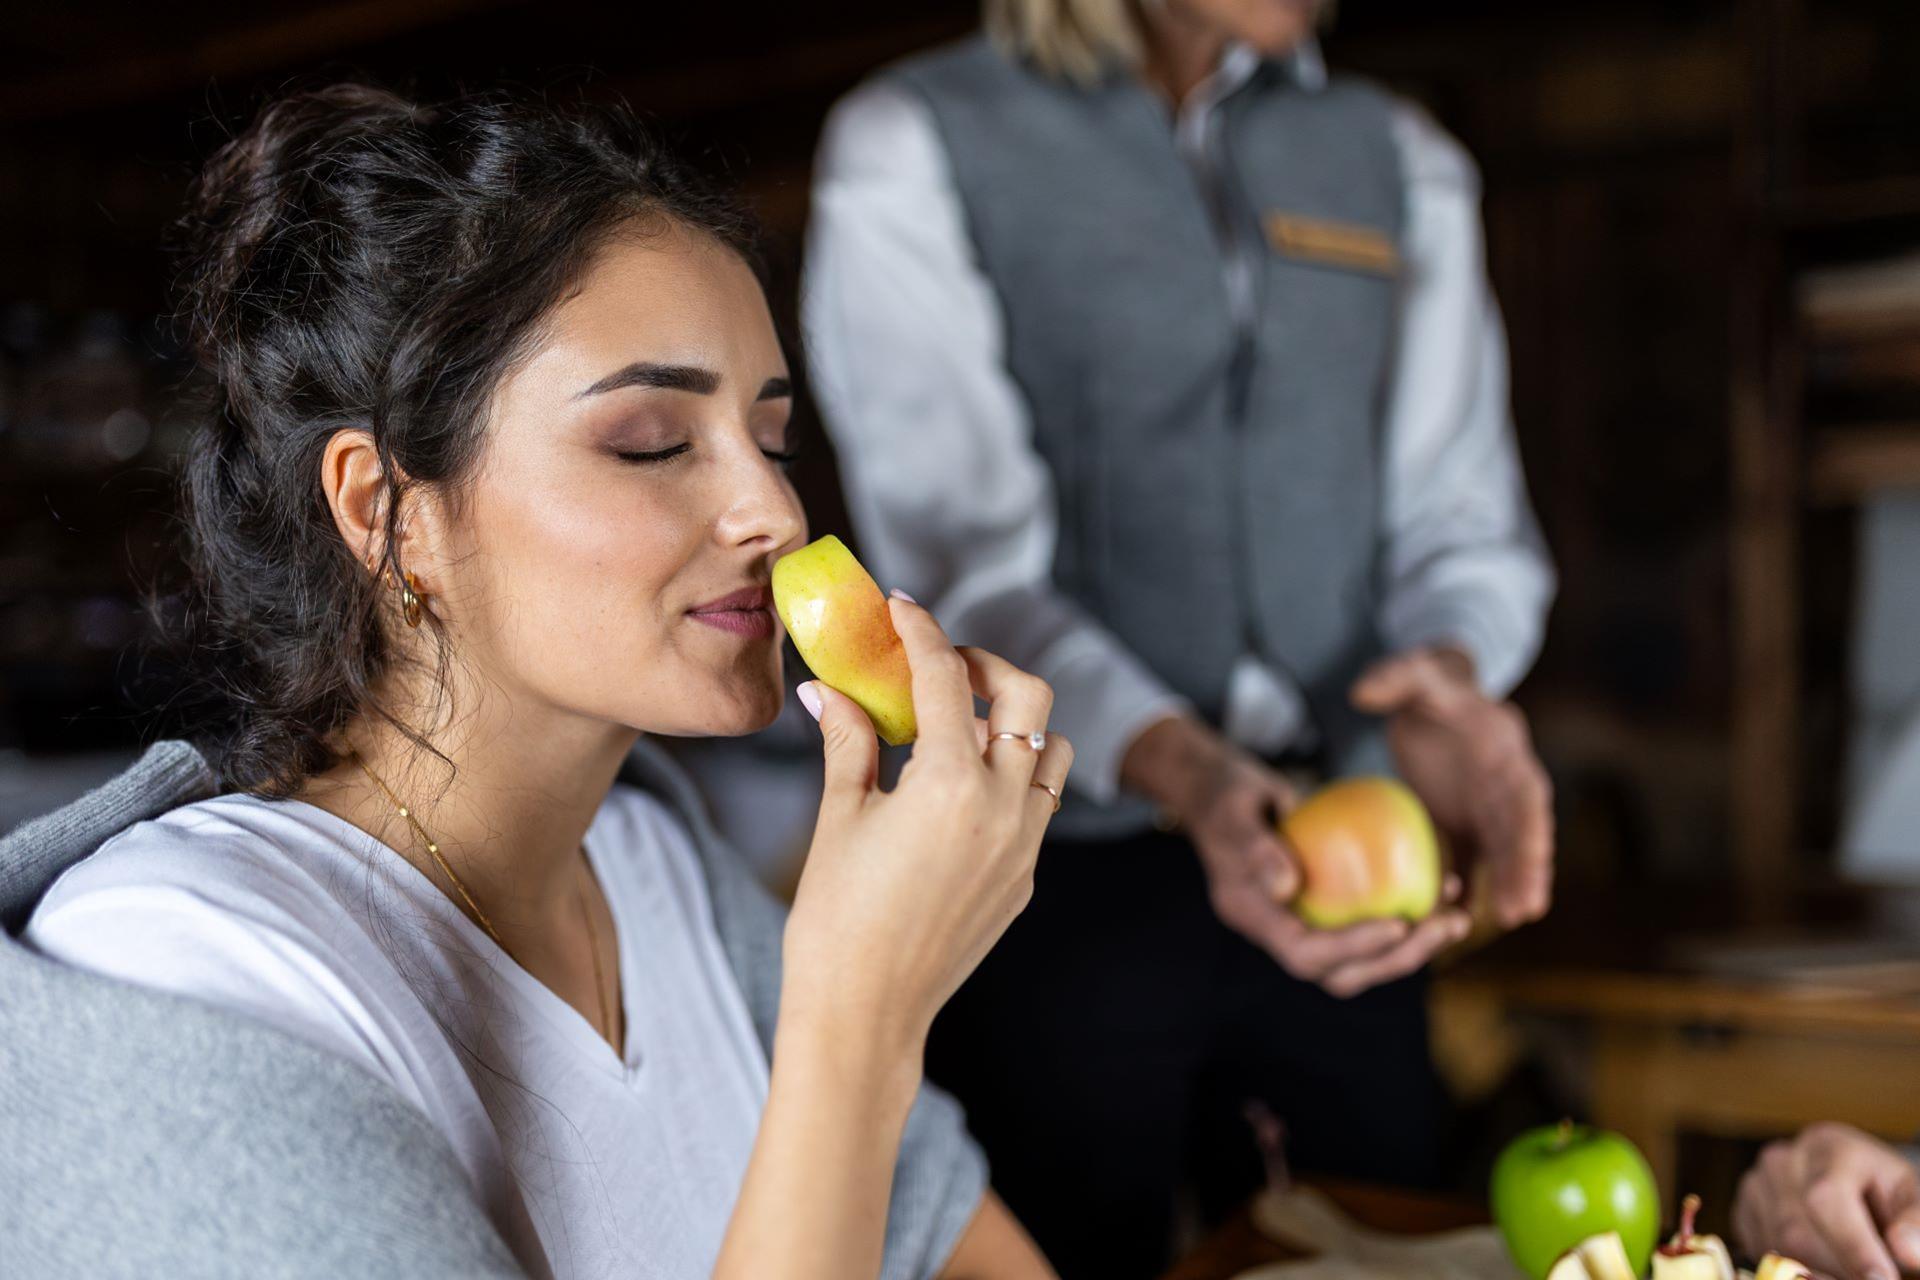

{"left": 803, "top": 40, "right": 1556, "bottom": 803}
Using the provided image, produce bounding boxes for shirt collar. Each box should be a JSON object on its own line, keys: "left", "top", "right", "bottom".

{"left": 1208, "top": 36, "right": 1326, "bottom": 99}
{"left": 1286, "top": 36, "right": 1328, "bottom": 91}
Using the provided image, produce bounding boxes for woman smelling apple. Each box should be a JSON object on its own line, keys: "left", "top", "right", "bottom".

{"left": 19, "top": 83, "right": 1065, "bottom": 1278}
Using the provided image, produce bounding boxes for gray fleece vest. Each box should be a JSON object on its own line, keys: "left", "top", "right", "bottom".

{"left": 0, "top": 740, "right": 984, "bottom": 1279}
{"left": 890, "top": 37, "right": 1403, "bottom": 785}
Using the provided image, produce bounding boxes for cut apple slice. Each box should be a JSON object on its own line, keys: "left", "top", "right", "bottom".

{"left": 1574, "top": 1230, "right": 1637, "bottom": 1280}
{"left": 1654, "top": 1252, "right": 1725, "bottom": 1280}
{"left": 1752, "top": 1255, "right": 1811, "bottom": 1280}
{"left": 1657, "top": 1195, "right": 1736, "bottom": 1280}
{"left": 1546, "top": 1250, "right": 1594, "bottom": 1280}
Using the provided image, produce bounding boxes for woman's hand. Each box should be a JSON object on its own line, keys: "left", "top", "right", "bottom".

{"left": 1734, "top": 1123, "right": 1920, "bottom": 1280}
{"left": 1350, "top": 646, "right": 1554, "bottom": 931}
{"left": 718, "top": 595, "right": 1070, "bottom": 1280}
{"left": 1121, "top": 714, "right": 1469, "bottom": 999}
{"left": 781, "top": 592, "right": 1075, "bottom": 1061}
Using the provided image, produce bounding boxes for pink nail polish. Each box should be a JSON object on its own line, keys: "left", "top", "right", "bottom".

{"left": 796, "top": 681, "right": 822, "bottom": 721}
{"left": 889, "top": 588, "right": 917, "bottom": 603}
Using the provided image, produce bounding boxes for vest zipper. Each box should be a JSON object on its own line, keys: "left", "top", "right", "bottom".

{"left": 1210, "top": 112, "right": 1267, "bottom": 672}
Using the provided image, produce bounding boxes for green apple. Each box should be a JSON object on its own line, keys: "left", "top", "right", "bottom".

{"left": 1490, "top": 1120, "right": 1659, "bottom": 1280}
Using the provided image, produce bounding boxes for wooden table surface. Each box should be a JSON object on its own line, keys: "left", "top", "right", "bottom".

{"left": 1160, "top": 1180, "right": 1487, "bottom": 1280}
{"left": 1443, "top": 966, "right": 1920, "bottom": 1200}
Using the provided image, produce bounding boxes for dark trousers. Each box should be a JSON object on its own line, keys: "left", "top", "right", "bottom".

{"left": 924, "top": 824, "right": 1443, "bottom": 1279}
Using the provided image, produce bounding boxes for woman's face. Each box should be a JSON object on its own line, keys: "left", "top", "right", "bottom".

{"left": 426, "top": 221, "right": 806, "bottom": 741}
{"left": 1169, "top": 0, "right": 1321, "bottom": 57}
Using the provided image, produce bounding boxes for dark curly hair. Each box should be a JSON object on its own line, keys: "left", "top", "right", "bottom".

{"left": 167, "top": 82, "right": 756, "bottom": 796}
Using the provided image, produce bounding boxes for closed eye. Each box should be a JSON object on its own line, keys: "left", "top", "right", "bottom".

{"left": 614, "top": 443, "right": 802, "bottom": 467}
{"left": 615, "top": 444, "right": 690, "bottom": 465}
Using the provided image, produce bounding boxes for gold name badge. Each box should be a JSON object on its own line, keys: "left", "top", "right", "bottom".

{"left": 1263, "top": 212, "right": 1400, "bottom": 277}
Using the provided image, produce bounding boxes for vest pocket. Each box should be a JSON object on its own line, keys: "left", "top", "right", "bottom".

{"left": 1261, "top": 211, "right": 1401, "bottom": 279}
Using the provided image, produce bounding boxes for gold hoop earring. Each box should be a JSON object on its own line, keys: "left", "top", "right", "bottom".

{"left": 363, "top": 548, "right": 397, "bottom": 591}
{"left": 400, "top": 572, "right": 425, "bottom": 629}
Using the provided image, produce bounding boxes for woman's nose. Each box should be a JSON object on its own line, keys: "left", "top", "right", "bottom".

{"left": 716, "top": 445, "right": 805, "bottom": 552}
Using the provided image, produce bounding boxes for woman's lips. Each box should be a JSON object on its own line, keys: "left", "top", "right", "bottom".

{"left": 688, "top": 606, "right": 775, "bottom": 638}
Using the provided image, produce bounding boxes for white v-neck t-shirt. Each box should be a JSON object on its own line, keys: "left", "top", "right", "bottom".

{"left": 23, "top": 783, "right": 771, "bottom": 1280}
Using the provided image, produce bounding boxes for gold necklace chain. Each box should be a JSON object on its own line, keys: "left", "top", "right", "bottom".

{"left": 350, "top": 750, "right": 616, "bottom": 1048}
{"left": 581, "top": 884, "right": 615, "bottom": 1051}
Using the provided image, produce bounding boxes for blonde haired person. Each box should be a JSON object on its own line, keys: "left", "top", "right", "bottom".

{"left": 804, "top": 0, "right": 1556, "bottom": 1271}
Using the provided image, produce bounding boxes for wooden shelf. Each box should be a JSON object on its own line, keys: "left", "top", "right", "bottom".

{"left": 1781, "top": 176, "right": 1920, "bottom": 232}
{"left": 1808, "top": 423, "right": 1920, "bottom": 503}
{"left": 1445, "top": 965, "right": 1920, "bottom": 1200}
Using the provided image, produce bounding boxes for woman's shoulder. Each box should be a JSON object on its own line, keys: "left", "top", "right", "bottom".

{"left": 24, "top": 794, "right": 416, "bottom": 1093}
{"left": 31, "top": 792, "right": 376, "bottom": 930}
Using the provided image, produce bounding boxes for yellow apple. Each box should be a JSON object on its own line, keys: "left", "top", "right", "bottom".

{"left": 1277, "top": 776, "right": 1441, "bottom": 928}
{"left": 772, "top": 535, "right": 917, "bottom": 746}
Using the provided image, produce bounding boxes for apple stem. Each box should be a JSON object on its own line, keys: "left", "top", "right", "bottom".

{"left": 1554, "top": 1117, "right": 1574, "bottom": 1150}
{"left": 1678, "top": 1193, "right": 1700, "bottom": 1241}
{"left": 1243, "top": 1099, "right": 1290, "bottom": 1194}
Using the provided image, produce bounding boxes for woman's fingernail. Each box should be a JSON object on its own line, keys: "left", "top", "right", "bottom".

{"left": 889, "top": 588, "right": 916, "bottom": 603}
{"left": 796, "top": 681, "right": 822, "bottom": 721}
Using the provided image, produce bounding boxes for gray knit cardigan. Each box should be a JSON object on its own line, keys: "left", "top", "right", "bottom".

{"left": 0, "top": 738, "right": 986, "bottom": 1278}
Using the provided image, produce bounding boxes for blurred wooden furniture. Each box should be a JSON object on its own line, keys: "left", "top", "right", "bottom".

{"left": 1161, "top": 1181, "right": 1484, "bottom": 1280}
{"left": 1730, "top": 0, "right": 1920, "bottom": 918}
{"left": 1447, "top": 966, "right": 1920, "bottom": 1197}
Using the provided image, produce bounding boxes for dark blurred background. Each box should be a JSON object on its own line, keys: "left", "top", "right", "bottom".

{"left": 7, "top": 0, "right": 1920, "bottom": 1226}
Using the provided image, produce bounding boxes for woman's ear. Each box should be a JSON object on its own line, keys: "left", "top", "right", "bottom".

{"left": 320, "top": 428, "right": 391, "bottom": 569}
{"left": 320, "top": 428, "right": 452, "bottom": 622}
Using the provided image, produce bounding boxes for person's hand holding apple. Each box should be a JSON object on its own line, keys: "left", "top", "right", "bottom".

{"left": 1350, "top": 644, "right": 1555, "bottom": 930}
{"left": 1120, "top": 713, "right": 1469, "bottom": 998}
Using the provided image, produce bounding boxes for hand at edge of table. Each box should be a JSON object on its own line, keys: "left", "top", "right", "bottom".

{"left": 1735, "top": 1122, "right": 1920, "bottom": 1280}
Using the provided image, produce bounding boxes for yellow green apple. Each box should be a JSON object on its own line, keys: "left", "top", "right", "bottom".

{"left": 1277, "top": 776, "right": 1441, "bottom": 927}
{"left": 771, "top": 535, "right": 917, "bottom": 746}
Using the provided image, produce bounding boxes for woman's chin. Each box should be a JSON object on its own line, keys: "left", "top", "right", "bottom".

{"left": 632, "top": 664, "right": 788, "bottom": 738}
{"left": 701, "top": 682, "right": 788, "bottom": 738}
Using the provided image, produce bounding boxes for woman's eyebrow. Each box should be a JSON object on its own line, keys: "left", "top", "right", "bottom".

{"left": 574, "top": 364, "right": 793, "bottom": 402}
{"left": 576, "top": 361, "right": 720, "bottom": 398}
